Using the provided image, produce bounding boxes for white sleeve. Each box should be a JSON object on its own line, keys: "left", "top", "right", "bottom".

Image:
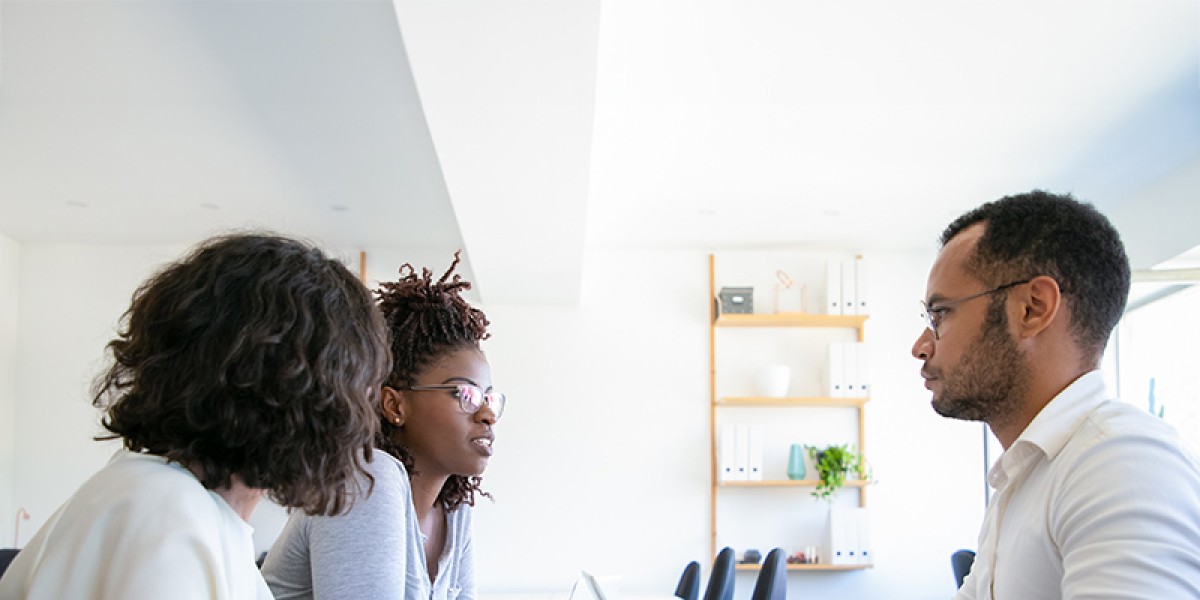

{"left": 1053, "top": 433, "right": 1200, "bottom": 598}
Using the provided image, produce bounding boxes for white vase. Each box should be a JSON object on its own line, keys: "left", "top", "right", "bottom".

{"left": 756, "top": 365, "right": 791, "bottom": 398}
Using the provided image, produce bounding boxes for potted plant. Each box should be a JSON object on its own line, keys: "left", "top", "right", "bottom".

{"left": 806, "top": 444, "right": 866, "bottom": 501}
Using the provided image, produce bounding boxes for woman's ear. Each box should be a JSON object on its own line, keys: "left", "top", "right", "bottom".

{"left": 381, "top": 386, "right": 405, "bottom": 427}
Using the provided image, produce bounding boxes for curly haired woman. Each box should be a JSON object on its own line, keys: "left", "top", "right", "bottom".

{"left": 263, "top": 252, "right": 502, "bottom": 600}
{"left": 0, "top": 233, "right": 391, "bottom": 600}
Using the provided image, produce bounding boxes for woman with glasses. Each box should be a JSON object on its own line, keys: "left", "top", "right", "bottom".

{"left": 263, "top": 252, "right": 501, "bottom": 600}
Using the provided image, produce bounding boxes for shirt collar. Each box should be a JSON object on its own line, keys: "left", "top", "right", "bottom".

{"left": 988, "top": 370, "right": 1109, "bottom": 488}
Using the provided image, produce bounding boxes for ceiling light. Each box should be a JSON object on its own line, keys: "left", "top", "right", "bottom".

{"left": 331, "top": 205, "right": 349, "bottom": 212}
{"left": 200, "top": 203, "right": 220, "bottom": 210}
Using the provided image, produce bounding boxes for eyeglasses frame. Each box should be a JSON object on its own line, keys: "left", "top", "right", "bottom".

{"left": 404, "top": 383, "right": 506, "bottom": 421}
{"left": 920, "top": 278, "right": 1033, "bottom": 340}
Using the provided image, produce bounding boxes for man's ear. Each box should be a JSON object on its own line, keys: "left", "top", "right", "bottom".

{"left": 1018, "top": 275, "right": 1062, "bottom": 339}
{"left": 381, "top": 386, "right": 405, "bottom": 426}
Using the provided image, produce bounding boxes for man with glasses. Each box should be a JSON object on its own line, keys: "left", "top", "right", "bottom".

{"left": 912, "top": 190, "right": 1200, "bottom": 599}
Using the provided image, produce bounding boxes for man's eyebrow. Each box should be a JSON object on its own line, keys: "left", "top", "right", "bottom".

{"left": 925, "top": 293, "right": 950, "bottom": 306}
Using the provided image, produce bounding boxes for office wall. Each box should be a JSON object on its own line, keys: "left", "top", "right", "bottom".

{"left": 12, "top": 243, "right": 185, "bottom": 543}
{"left": 470, "top": 248, "right": 987, "bottom": 599}
{"left": 0, "top": 234, "right": 18, "bottom": 548}
{"left": 9, "top": 242, "right": 985, "bottom": 599}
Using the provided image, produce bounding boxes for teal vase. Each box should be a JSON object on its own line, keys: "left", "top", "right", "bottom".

{"left": 787, "top": 444, "right": 807, "bottom": 480}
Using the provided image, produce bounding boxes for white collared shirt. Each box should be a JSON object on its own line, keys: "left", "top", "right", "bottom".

{"left": 0, "top": 450, "right": 272, "bottom": 600}
{"left": 956, "top": 371, "right": 1200, "bottom": 600}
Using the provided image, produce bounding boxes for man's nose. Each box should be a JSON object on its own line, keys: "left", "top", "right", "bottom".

{"left": 912, "top": 327, "right": 934, "bottom": 361}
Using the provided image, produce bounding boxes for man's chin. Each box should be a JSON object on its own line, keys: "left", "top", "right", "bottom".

{"left": 933, "top": 396, "right": 982, "bottom": 421}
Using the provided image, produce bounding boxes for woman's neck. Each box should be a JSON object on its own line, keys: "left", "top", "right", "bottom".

{"left": 409, "top": 473, "right": 450, "bottom": 521}
{"left": 185, "top": 463, "right": 263, "bottom": 521}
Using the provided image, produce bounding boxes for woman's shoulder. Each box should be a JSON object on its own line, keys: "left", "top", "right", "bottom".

{"left": 342, "top": 450, "right": 412, "bottom": 511}
{"left": 363, "top": 449, "right": 408, "bottom": 483}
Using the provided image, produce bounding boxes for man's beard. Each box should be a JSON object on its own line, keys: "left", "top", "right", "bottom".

{"left": 930, "top": 301, "right": 1028, "bottom": 424}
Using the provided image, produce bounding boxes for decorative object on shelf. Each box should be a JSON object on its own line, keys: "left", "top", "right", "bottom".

{"left": 755, "top": 365, "right": 790, "bottom": 398}
{"left": 807, "top": 444, "right": 864, "bottom": 501}
{"left": 741, "top": 548, "right": 763, "bottom": 564}
{"left": 787, "top": 547, "right": 819, "bottom": 564}
{"left": 718, "top": 286, "right": 754, "bottom": 315}
{"left": 787, "top": 444, "right": 807, "bottom": 480}
{"left": 774, "top": 270, "right": 806, "bottom": 314}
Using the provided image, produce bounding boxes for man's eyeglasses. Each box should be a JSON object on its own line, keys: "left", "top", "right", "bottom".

{"left": 405, "top": 383, "right": 506, "bottom": 421}
{"left": 919, "top": 279, "right": 1032, "bottom": 340}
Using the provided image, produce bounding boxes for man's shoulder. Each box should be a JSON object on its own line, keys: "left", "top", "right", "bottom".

{"left": 1079, "top": 399, "right": 1182, "bottom": 443}
{"left": 1060, "top": 398, "right": 1199, "bottom": 474}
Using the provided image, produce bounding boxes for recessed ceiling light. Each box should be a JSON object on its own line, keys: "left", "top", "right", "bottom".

{"left": 66, "top": 200, "right": 89, "bottom": 208}
{"left": 822, "top": 209, "right": 841, "bottom": 217}
{"left": 331, "top": 205, "right": 350, "bottom": 212}
{"left": 697, "top": 208, "right": 717, "bottom": 217}
{"left": 200, "top": 203, "right": 220, "bottom": 210}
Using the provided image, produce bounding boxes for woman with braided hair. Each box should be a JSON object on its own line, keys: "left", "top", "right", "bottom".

{"left": 263, "top": 252, "right": 502, "bottom": 600}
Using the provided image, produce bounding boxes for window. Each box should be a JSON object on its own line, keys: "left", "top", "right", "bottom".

{"left": 1108, "top": 246, "right": 1200, "bottom": 450}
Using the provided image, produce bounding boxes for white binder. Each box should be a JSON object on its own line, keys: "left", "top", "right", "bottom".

{"left": 719, "top": 424, "right": 737, "bottom": 482}
{"left": 825, "top": 260, "right": 843, "bottom": 315}
{"left": 855, "top": 507, "right": 873, "bottom": 565}
{"left": 827, "top": 506, "right": 855, "bottom": 565}
{"left": 747, "top": 426, "right": 764, "bottom": 481}
{"left": 827, "top": 342, "right": 847, "bottom": 398}
{"left": 853, "top": 255, "right": 870, "bottom": 315}
{"left": 855, "top": 342, "right": 871, "bottom": 398}
{"left": 734, "top": 424, "right": 750, "bottom": 481}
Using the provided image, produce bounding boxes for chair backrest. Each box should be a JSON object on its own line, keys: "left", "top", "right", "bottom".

{"left": 951, "top": 549, "right": 976, "bottom": 589}
{"left": 0, "top": 548, "right": 20, "bottom": 579}
{"left": 750, "top": 547, "right": 787, "bottom": 600}
{"left": 674, "top": 560, "right": 701, "bottom": 600}
{"left": 702, "top": 547, "right": 736, "bottom": 600}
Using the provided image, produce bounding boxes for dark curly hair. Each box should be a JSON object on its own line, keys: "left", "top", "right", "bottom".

{"left": 374, "top": 251, "right": 492, "bottom": 510}
{"left": 941, "top": 190, "right": 1131, "bottom": 360}
{"left": 93, "top": 233, "right": 391, "bottom": 516}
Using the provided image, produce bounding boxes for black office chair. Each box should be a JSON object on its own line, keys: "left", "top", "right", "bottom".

{"left": 674, "top": 560, "right": 701, "bottom": 600}
{"left": 0, "top": 548, "right": 20, "bottom": 579}
{"left": 951, "top": 549, "right": 976, "bottom": 589}
{"left": 702, "top": 547, "right": 736, "bottom": 600}
{"left": 750, "top": 547, "right": 787, "bottom": 600}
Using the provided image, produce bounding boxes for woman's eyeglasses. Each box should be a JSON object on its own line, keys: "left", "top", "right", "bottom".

{"left": 405, "top": 384, "right": 506, "bottom": 421}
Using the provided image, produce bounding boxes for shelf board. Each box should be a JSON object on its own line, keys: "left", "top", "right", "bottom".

{"left": 719, "top": 479, "right": 870, "bottom": 488}
{"left": 717, "top": 396, "right": 868, "bottom": 408}
{"left": 714, "top": 313, "right": 868, "bottom": 329}
{"left": 735, "top": 563, "right": 874, "bottom": 572}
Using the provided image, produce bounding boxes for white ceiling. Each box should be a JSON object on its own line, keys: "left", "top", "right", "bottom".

{"left": 2, "top": 0, "right": 1198, "bottom": 304}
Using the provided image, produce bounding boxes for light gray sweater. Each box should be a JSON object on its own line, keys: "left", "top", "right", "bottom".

{"left": 261, "top": 452, "right": 475, "bottom": 600}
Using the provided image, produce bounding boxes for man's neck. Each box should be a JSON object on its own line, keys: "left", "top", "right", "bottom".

{"left": 991, "top": 365, "right": 1095, "bottom": 449}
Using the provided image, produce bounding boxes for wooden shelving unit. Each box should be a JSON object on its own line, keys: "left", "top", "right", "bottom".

{"left": 708, "top": 253, "right": 871, "bottom": 570}
{"left": 735, "top": 563, "right": 874, "bottom": 572}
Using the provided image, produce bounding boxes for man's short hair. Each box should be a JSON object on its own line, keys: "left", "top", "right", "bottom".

{"left": 941, "top": 190, "right": 1131, "bottom": 358}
